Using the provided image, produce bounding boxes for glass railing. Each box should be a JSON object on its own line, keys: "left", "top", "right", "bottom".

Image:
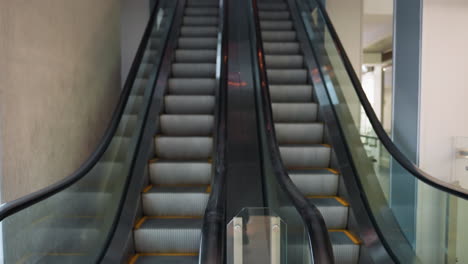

{"left": 295, "top": 0, "right": 468, "bottom": 263}
{"left": 0, "top": 0, "right": 177, "bottom": 262}
{"left": 247, "top": 0, "right": 334, "bottom": 263}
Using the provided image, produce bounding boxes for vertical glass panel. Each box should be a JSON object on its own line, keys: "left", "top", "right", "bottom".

{"left": 227, "top": 208, "right": 288, "bottom": 264}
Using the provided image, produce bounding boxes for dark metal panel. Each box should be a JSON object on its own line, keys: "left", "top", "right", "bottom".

{"left": 391, "top": 0, "right": 423, "bottom": 247}
{"left": 225, "top": 0, "right": 265, "bottom": 220}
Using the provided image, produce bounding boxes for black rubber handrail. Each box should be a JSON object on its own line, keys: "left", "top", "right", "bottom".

{"left": 0, "top": 0, "right": 162, "bottom": 221}
{"left": 309, "top": 0, "right": 468, "bottom": 199}
{"left": 250, "top": 0, "right": 335, "bottom": 262}
{"left": 199, "top": 0, "right": 228, "bottom": 262}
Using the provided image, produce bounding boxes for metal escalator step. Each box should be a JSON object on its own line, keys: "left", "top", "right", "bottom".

{"left": 272, "top": 103, "right": 318, "bottom": 122}
{"left": 269, "top": 85, "right": 313, "bottom": 102}
{"left": 168, "top": 78, "right": 216, "bottom": 95}
{"left": 178, "top": 37, "right": 217, "bottom": 49}
{"left": 329, "top": 230, "right": 360, "bottom": 264}
{"left": 260, "top": 21, "right": 293, "bottom": 30}
{"left": 275, "top": 123, "right": 323, "bottom": 144}
{"left": 175, "top": 49, "right": 216, "bottom": 63}
{"left": 181, "top": 26, "right": 218, "bottom": 37}
{"left": 258, "top": 3, "right": 288, "bottom": 10}
{"left": 307, "top": 197, "right": 349, "bottom": 229}
{"left": 183, "top": 16, "right": 218, "bottom": 26}
{"left": 149, "top": 161, "right": 212, "bottom": 185}
{"left": 185, "top": 7, "right": 218, "bottom": 16}
{"left": 164, "top": 95, "right": 215, "bottom": 114}
{"left": 267, "top": 69, "right": 307, "bottom": 84}
{"left": 262, "top": 31, "right": 296, "bottom": 42}
{"left": 263, "top": 42, "right": 300, "bottom": 54}
{"left": 142, "top": 186, "right": 209, "bottom": 216}
{"left": 160, "top": 114, "right": 214, "bottom": 136}
{"left": 134, "top": 218, "right": 203, "bottom": 253}
{"left": 187, "top": 0, "right": 219, "bottom": 7}
{"left": 288, "top": 169, "right": 339, "bottom": 196}
{"left": 155, "top": 136, "right": 213, "bottom": 160}
{"left": 259, "top": 11, "right": 290, "bottom": 20}
{"left": 265, "top": 55, "right": 303, "bottom": 69}
{"left": 26, "top": 255, "right": 93, "bottom": 264}
{"left": 172, "top": 63, "right": 216, "bottom": 78}
{"left": 117, "top": 114, "right": 138, "bottom": 137}
{"left": 280, "top": 144, "right": 331, "bottom": 168}
{"left": 133, "top": 255, "right": 198, "bottom": 264}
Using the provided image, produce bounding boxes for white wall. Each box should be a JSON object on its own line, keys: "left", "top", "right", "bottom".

{"left": 121, "top": 0, "right": 150, "bottom": 84}
{"left": 419, "top": 0, "right": 468, "bottom": 185}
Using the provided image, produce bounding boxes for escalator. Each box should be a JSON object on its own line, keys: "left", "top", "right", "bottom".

{"left": 254, "top": 1, "right": 360, "bottom": 263}
{"left": 130, "top": 0, "right": 222, "bottom": 263}
{"left": 251, "top": 0, "right": 468, "bottom": 263}
{"left": 0, "top": 0, "right": 227, "bottom": 263}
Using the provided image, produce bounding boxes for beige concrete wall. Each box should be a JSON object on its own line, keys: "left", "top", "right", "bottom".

{"left": 0, "top": 0, "right": 121, "bottom": 202}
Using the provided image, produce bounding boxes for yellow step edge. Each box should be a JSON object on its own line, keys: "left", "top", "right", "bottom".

{"left": 287, "top": 167, "right": 340, "bottom": 174}
{"left": 305, "top": 195, "right": 350, "bottom": 207}
{"left": 328, "top": 229, "right": 361, "bottom": 245}
{"left": 148, "top": 158, "right": 213, "bottom": 164}
{"left": 142, "top": 185, "right": 153, "bottom": 193}
{"left": 134, "top": 215, "right": 203, "bottom": 229}
{"left": 129, "top": 253, "right": 199, "bottom": 264}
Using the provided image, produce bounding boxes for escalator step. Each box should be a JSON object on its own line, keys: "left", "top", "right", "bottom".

{"left": 149, "top": 161, "right": 212, "bottom": 185}
{"left": 175, "top": 49, "right": 216, "bottom": 63}
{"left": 178, "top": 37, "right": 217, "bottom": 49}
{"left": 164, "top": 95, "right": 215, "bottom": 114}
{"left": 160, "top": 114, "right": 214, "bottom": 136}
{"left": 258, "top": 3, "right": 288, "bottom": 10}
{"left": 187, "top": 0, "right": 219, "bottom": 7}
{"left": 168, "top": 78, "right": 216, "bottom": 95}
{"left": 272, "top": 103, "right": 318, "bottom": 122}
{"left": 260, "top": 21, "right": 293, "bottom": 30}
{"left": 263, "top": 42, "right": 300, "bottom": 54}
{"left": 269, "top": 84, "right": 313, "bottom": 102}
{"left": 262, "top": 31, "right": 296, "bottom": 42}
{"left": 132, "top": 255, "right": 198, "bottom": 264}
{"left": 265, "top": 55, "right": 304, "bottom": 69}
{"left": 280, "top": 144, "right": 331, "bottom": 168}
{"left": 127, "top": 95, "right": 144, "bottom": 115}
{"left": 185, "top": 7, "right": 218, "bottom": 16}
{"left": 307, "top": 197, "right": 349, "bottom": 229}
{"left": 133, "top": 78, "right": 147, "bottom": 96}
{"left": 267, "top": 69, "right": 307, "bottom": 84}
{"left": 155, "top": 136, "right": 213, "bottom": 160}
{"left": 183, "top": 16, "right": 218, "bottom": 26}
{"left": 172, "top": 63, "right": 216, "bottom": 78}
{"left": 142, "top": 186, "right": 209, "bottom": 216}
{"left": 134, "top": 218, "right": 202, "bottom": 253}
{"left": 275, "top": 123, "right": 323, "bottom": 144}
{"left": 289, "top": 169, "right": 339, "bottom": 196}
{"left": 259, "top": 11, "right": 290, "bottom": 20}
{"left": 329, "top": 230, "right": 360, "bottom": 264}
{"left": 180, "top": 26, "right": 218, "bottom": 37}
